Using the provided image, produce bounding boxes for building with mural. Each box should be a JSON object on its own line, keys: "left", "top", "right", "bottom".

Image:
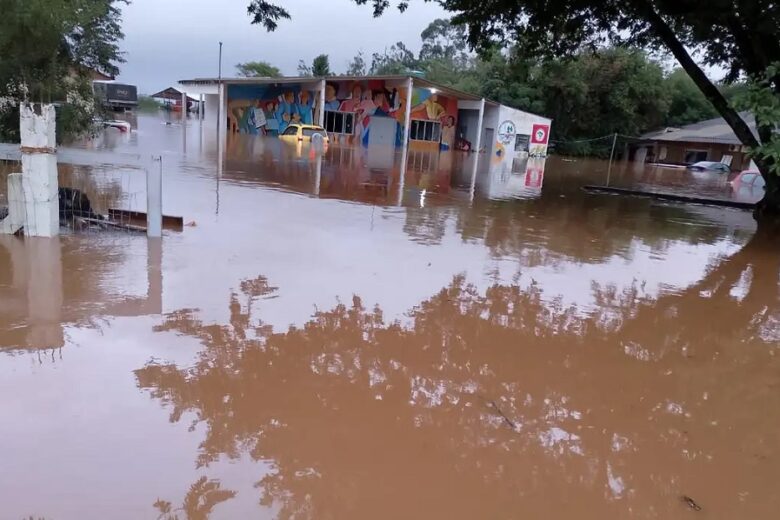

{"left": 178, "top": 75, "right": 552, "bottom": 159}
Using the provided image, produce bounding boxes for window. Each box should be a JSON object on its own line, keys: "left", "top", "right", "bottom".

{"left": 324, "top": 110, "right": 354, "bottom": 134}
{"left": 302, "top": 128, "right": 325, "bottom": 138}
{"left": 741, "top": 173, "right": 758, "bottom": 185}
{"left": 684, "top": 149, "right": 708, "bottom": 163}
{"left": 515, "top": 134, "right": 530, "bottom": 152}
{"left": 283, "top": 126, "right": 299, "bottom": 136}
{"left": 410, "top": 119, "right": 442, "bottom": 142}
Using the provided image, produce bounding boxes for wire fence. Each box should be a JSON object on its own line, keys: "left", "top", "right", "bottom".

{"left": 0, "top": 144, "right": 160, "bottom": 235}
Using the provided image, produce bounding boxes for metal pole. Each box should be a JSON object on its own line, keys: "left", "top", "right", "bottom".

{"left": 606, "top": 132, "right": 617, "bottom": 186}
{"left": 217, "top": 41, "right": 223, "bottom": 133}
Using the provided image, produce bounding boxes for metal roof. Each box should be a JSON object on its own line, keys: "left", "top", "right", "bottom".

{"left": 179, "top": 75, "right": 497, "bottom": 105}
{"left": 641, "top": 112, "right": 757, "bottom": 145}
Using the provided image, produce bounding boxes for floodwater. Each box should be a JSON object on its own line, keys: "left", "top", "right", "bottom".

{"left": 1, "top": 113, "right": 778, "bottom": 519}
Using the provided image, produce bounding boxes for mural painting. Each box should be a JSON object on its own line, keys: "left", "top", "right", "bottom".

{"left": 227, "top": 84, "right": 316, "bottom": 136}
{"left": 409, "top": 88, "right": 459, "bottom": 150}
{"left": 325, "top": 80, "right": 411, "bottom": 147}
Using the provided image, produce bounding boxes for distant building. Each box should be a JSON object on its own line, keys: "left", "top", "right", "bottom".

{"left": 150, "top": 87, "right": 200, "bottom": 112}
{"left": 634, "top": 112, "right": 757, "bottom": 171}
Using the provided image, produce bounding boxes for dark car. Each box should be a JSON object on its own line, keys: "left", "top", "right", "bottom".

{"left": 687, "top": 161, "right": 731, "bottom": 173}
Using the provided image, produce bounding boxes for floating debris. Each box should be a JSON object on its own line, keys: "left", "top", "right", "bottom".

{"left": 681, "top": 495, "right": 702, "bottom": 511}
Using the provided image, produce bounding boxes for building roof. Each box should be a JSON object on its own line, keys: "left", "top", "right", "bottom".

{"left": 150, "top": 87, "right": 199, "bottom": 102}
{"left": 641, "top": 112, "right": 757, "bottom": 145}
{"left": 179, "top": 75, "right": 491, "bottom": 105}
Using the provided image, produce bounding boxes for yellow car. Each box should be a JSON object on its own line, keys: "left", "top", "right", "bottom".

{"left": 279, "top": 124, "right": 329, "bottom": 144}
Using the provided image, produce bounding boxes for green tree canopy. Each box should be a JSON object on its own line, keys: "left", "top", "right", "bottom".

{"left": 0, "top": 0, "right": 125, "bottom": 141}
{"left": 235, "top": 60, "right": 282, "bottom": 78}
{"left": 312, "top": 54, "right": 331, "bottom": 76}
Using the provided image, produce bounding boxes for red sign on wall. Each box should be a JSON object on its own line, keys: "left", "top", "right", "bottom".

{"left": 531, "top": 124, "right": 550, "bottom": 144}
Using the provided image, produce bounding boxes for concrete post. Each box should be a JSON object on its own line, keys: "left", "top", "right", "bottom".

{"left": 402, "top": 77, "right": 413, "bottom": 147}
{"left": 199, "top": 94, "right": 204, "bottom": 120}
{"left": 318, "top": 79, "right": 326, "bottom": 127}
{"left": 473, "top": 98, "right": 486, "bottom": 155}
{"left": 0, "top": 173, "right": 25, "bottom": 234}
{"left": 19, "top": 103, "right": 59, "bottom": 237}
{"left": 146, "top": 155, "right": 162, "bottom": 237}
{"left": 181, "top": 90, "right": 188, "bottom": 122}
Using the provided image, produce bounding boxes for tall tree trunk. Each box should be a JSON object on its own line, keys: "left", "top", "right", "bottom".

{"left": 636, "top": 0, "right": 780, "bottom": 220}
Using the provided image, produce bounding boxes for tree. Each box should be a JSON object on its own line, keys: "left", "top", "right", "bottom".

{"left": 235, "top": 60, "right": 282, "bottom": 78}
{"left": 663, "top": 68, "right": 719, "bottom": 127}
{"left": 369, "top": 42, "right": 418, "bottom": 75}
{"left": 245, "top": 0, "right": 780, "bottom": 219}
{"left": 0, "top": 0, "right": 125, "bottom": 142}
{"left": 311, "top": 54, "right": 331, "bottom": 76}
{"left": 345, "top": 51, "right": 367, "bottom": 76}
{"left": 296, "top": 59, "right": 312, "bottom": 77}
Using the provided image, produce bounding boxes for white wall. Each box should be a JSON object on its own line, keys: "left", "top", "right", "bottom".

{"left": 493, "top": 105, "right": 552, "bottom": 157}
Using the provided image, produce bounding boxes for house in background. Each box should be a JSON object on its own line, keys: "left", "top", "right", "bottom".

{"left": 150, "top": 87, "right": 201, "bottom": 112}
{"left": 633, "top": 112, "right": 757, "bottom": 171}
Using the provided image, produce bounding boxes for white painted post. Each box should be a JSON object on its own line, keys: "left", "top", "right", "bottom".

{"left": 318, "top": 79, "right": 326, "bottom": 127}
{"left": 146, "top": 155, "right": 162, "bottom": 237}
{"left": 19, "top": 103, "right": 59, "bottom": 237}
{"left": 0, "top": 173, "right": 25, "bottom": 234}
{"left": 181, "top": 90, "right": 188, "bottom": 123}
{"left": 473, "top": 98, "right": 486, "bottom": 155}
{"left": 199, "top": 94, "right": 204, "bottom": 120}
{"left": 402, "top": 77, "right": 413, "bottom": 147}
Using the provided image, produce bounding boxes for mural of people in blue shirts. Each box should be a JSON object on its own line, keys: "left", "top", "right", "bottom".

{"left": 296, "top": 90, "right": 314, "bottom": 125}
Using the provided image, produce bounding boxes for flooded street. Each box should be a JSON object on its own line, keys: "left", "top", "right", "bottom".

{"left": 1, "top": 113, "right": 778, "bottom": 519}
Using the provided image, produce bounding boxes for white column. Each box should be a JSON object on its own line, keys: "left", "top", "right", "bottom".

{"left": 19, "top": 103, "right": 59, "bottom": 237}
{"left": 469, "top": 99, "right": 486, "bottom": 202}
{"left": 402, "top": 77, "right": 413, "bottom": 147}
{"left": 318, "top": 79, "right": 326, "bottom": 127}
{"left": 146, "top": 155, "right": 162, "bottom": 237}
{"left": 0, "top": 173, "right": 25, "bottom": 234}
{"left": 473, "top": 98, "right": 486, "bottom": 155}
{"left": 181, "top": 91, "right": 188, "bottom": 122}
{"left": 199, "top": 94, "right": 204, "bottom": 120}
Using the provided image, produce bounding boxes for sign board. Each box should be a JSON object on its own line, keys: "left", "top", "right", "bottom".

{"left": 497, "top": 120, "right": 516, "bottom": 144}
{"left": 531, "top": 124, "right": 549, "bottom": 145}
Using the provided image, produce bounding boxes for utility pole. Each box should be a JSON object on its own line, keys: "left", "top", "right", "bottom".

{"left": 217, "top": 41, "right": 223, "bottom": 133}
{"left": 606, "top": 132, "right": 617, "bottom": 186}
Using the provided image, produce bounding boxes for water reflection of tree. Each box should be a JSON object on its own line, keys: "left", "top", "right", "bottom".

{"left": 135, "top": 238, "right": 779, "bottom": 518}
{"left": 154, "top": 477, "right": 236, "bottom": 520}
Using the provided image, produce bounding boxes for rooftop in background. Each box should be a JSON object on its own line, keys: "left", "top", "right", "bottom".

{"left": 641, "top": 112, "right": 757, "bottom": 145}
{"left": 150, "top": 87, "right": 199, "bottom": 102}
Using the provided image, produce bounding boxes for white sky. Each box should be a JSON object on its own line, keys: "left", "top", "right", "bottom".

{"left": 117, "top": 0, "right": 448, "bottom": 94}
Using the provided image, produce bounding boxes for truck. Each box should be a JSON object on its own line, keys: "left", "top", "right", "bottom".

{"left": 93, "top": 81, "right": 138, "bottom": 111}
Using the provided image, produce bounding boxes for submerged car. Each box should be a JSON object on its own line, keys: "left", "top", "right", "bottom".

{"left": 687, "top": 161, "right": 731, "bottom": 173}
{"left": 730, "top": 170, "right": 766, "bottom": 189}
{"left": 279, "top": 124, "right": 329, "bottom": 144}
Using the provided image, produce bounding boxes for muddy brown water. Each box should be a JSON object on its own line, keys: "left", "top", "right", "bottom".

{"left": 1, "top": 113, "right": 778, "bottom": 519}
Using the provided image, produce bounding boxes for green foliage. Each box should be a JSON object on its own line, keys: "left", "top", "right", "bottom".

{"left": 235, "top": 60, "right": 282, "bottom": 78}
{"left": 312, "top": 54, "right": 331, "bottom": 76}
{"left": 0, "top": 0, "right": 124, "bottom": 142}
{"left": 137, "top": 95, "right": 162, "bottom": 111}
{"left": 370, "top": 42, "right": 418, "bottom": 75}
{"left": 345, "top": 51, "right": 367, "bottom": 76}
{"left": 663, "top": 69, "right": 718, "bottom": 127}
{"left": 735, "top": 63, "right": 780, "bottom": 176}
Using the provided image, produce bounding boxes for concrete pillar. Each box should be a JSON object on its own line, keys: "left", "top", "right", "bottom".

{"left": 318, "top": 79, "right": 326, "bottom": 127}
{"left": 402, "top": 77, "right": 413, "bottom": 147}
{"left": 199, "top": 94, "right": 204, "bottom": 120}
{"left": 146, "top": 156, "right": 162, "bottom": 237}
{"left": 0, "top": 173, "right": 25, "bottom": 234}
{"left": 19, "top": 103, "right": 59, "bottom": 237}
{"left": 473, "top": 98, "right": 486, "bottom": 155}
{"left": 181, "top": 90, "right": 188, "bottom": 122}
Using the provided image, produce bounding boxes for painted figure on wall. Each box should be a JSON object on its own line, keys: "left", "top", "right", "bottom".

{"left": 227, "top": 85, "right": 318, "bottom": 135}
{"left": 324, "top": 83, "right": 340, "bottom": 111}
{"left": 440, "top": 115, "right": 456, "bottom": 150}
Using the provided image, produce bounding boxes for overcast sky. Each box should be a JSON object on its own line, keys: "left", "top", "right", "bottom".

{"left": 117, "top": 0, "right": 448, "bottom": 94}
